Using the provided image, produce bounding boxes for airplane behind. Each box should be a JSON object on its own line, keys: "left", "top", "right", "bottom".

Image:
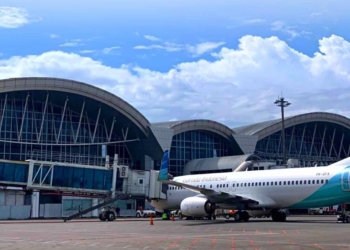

{"left": 150, "top": 150, "right": 350, "bottom": 222}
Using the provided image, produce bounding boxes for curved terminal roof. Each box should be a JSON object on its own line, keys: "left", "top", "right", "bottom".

{"left": 232, "top": 112, "right": 350, "bottom": 139}
{"left": 0, "top": 77, "right": 150, "bottom": 135}
{"left": 182, "top": 154, "right": 261, "bottom": 175}
{"left": 152, "top": 119, "right": 234, "bottom": 140}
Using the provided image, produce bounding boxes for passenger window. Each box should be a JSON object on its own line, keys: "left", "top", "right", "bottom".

{"left": 244, "top": 183, "right": 246, "bottom": 187}
{"left": 279, "top": 181, "right": 282, "bottom": 185}
{"left": 248, "top": 183, "right": 250, "bottom": 186}
{"left": 233, "top": 184, "right": 235, "bottom": 187}
{"left": 259, "top": 182, "right": 261, "bottom": 186}
{"left": 308, "top": 180, "right": 311, "bottom": 184}
{"left": 210, "top": 185, "right": 212, "bottom": 188}
{"left": 266, "top": 182, "right": 269, "bottom": 186}
{"left": 326, "top": 179, "right": 328, "bottom": 184}
{"left": 296, "top": 181, "right": 298, "bottom": 185}
{"left": 304, "top": 180, "right": 306, "bottom": 184}
{"left": 288, "top": 181, "right": 290, "bottom": 185}
{"left": 316, "top": 180, "right": 319, "bottom": 184}
{"left": 292, "top": 181, "right": 294, "bottom": 185}
{"left": 321, "top": 180, "right": 324, "bottom": 184}
{"left": 284, "top": 181, "right": 286, "bottom": 185}
{"left": 312, "top": 180, "right": 315, "bottom": 184}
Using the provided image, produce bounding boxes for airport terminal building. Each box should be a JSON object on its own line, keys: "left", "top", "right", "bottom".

{"left": 0, "top": 77, "right": 350, "bottom": 219}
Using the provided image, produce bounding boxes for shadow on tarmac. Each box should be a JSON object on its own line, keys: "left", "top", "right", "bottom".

{"left": 178, "top": 218, "right": 342, "bottom": 226}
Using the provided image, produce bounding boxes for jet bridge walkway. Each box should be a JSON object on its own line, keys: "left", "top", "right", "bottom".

{"left": 63, "top": 193, "right": 131, "bottom": 222}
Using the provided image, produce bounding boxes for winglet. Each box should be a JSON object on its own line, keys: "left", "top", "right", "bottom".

{"left": 158, "top": 150, "right": 172, "bottom": 181}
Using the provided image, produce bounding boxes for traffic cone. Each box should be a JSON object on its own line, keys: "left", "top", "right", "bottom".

{"left": 150, "top": 215, "right": 154, "bottom": 225}
{"left": 172, "top": 215, "right": 175, "bottom": 221}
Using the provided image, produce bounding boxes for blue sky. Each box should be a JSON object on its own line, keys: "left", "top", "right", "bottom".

{"left": 1, "top": 0, "right": 350, "bottom": 127}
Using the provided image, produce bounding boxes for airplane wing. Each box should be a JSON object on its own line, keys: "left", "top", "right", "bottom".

{"left": 164, "top": 179, "right": 276, "bottom": 207}
{"left": 157, "top": 150, "right": 263, "bottom": 205}
{"left": 162, "top": 179, "right": 232, "bottom": 198}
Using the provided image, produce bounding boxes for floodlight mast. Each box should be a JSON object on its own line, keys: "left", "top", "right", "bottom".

{"left": 274, "top": 97, "right": 291, "bottom": 165}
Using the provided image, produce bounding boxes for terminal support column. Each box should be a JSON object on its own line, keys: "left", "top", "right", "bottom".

{"left": 111, "top": 154, "right": 118, "bottom": 198}
{"left": 92, "top": 199, "right": 99, "bottom": 217}
{"left": 31, "top": 190, "right": 40, "bottom": 218}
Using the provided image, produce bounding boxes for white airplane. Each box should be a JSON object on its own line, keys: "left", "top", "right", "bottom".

{"left": 150, "top": 150, "right": 350, "bottom": 222}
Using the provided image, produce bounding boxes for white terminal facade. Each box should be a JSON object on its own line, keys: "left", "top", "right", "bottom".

{"left": 0, "top": 77, "right": 349, "bottom": 219}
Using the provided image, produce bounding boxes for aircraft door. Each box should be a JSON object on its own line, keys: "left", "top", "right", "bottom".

{"left": 341, "top": 171, "right": 350, "bottom": 191}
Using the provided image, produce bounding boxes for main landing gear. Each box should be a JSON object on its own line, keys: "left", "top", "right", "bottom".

{"left": 233, "top": 211, "right": 250, "bottom": 222}
{"left": 271, "top": 209, "right": 287, "bottom": 222}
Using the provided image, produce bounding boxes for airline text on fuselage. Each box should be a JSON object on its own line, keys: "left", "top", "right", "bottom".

{"left": 182, "top": 175, "right": 228, "bottom": 183}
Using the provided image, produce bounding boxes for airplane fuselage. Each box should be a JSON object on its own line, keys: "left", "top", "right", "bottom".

{"left": 151, "top": 163, "right": 350, "bottom": 211}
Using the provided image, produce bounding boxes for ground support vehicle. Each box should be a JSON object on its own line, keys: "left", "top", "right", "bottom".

{"left": 337, "top": 213, "right": 350, "bottom": 223}
{"left": 136, "top": 209, "right": 156, "bottom": 218}
{"left": 99, "top": 206, "right": 116, "bottom": 221}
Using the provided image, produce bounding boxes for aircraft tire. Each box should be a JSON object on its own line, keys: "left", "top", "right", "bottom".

{"left": 271, "top": 210, "right": 286, "bottom": 222}
{"left": 242, "top": 211, "right": 250, "bottom": 222}
{"left": 234, "top": 212, "right": 241, "bottom": 222}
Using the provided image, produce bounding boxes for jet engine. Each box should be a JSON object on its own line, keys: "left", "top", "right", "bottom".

{"left": 180, "top": 197, "right": 216, "bottom": 217}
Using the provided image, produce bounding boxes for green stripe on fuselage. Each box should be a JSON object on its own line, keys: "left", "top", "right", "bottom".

{"left": 288, "top": 166, "right": 350, "bottom": 209}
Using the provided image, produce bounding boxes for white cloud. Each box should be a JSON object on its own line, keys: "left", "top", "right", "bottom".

{"left": 187, "top": 42, "right": 225, "bottom": 56}
{"left": 0, "top": 6, "right": 34, "bottom": 28}
{"left": 1, "top": 34, "right": 350, "bottom": 126}
{"left": 60, "top": 42, "right": 84, "bottom": 47}
{"left": 134, "top": 42, "right": 183, "bottom": 52}
{"left": 50, "top": 34, "right": 59, "bottom": 39}
{"left": 144, "top": 35, "right": 160, "bottom": 41}
{"left": 271, "top": 21, "right": 301, "bottom": 38}
{"left": 79, "top": 50, "right": 96, "bottom": 54}
{"left": 102, "top": 46, "right": 120, "bottom": 54}
{"left": 134, "top": 41, "right": 224, "bottom": 56}
{"left": 243, "top": 19, "right": 266, "bottom": 24}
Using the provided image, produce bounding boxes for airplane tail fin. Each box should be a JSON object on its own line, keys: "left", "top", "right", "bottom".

{"left": 158, "top": 150, "right": 173, "bottom": 181}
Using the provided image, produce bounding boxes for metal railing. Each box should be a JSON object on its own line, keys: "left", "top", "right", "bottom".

{"left": 27, "top": 150, "right": 132, "bottom": 167}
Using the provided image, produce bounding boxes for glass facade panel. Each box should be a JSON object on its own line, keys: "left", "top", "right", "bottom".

{"left": 0, "top": 162, "right": 28, "bottom": 183}
{"left": 0, "top": 161, "right": 113, "bottom": 191}
{"left": 255, "top": 122, "right": 350, "bottom": 165}
{"left": 169, "top": 130, "right": 233, "bottom": 176}
{"left": 0, "top": 92, "right": 132, "bottom": 167}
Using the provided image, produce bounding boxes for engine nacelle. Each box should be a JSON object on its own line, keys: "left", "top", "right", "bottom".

{"left": 180, "top": 197, "right": 216, "bottom": 217}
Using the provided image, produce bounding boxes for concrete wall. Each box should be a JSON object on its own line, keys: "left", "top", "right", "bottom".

{"left": 39, "top": 204, "right": 62, "bottom": 218}
{"left": 0, "top": 205, "right": 31, "bottom": 219}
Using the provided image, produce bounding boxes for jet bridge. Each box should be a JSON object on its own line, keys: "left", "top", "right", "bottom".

{"left": 118, "top": 166, "right": 167, "bottom": 200}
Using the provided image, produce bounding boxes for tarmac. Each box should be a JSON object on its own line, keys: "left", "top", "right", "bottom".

{"left": 0, "top": 215, "right": 349, "bottom": 249}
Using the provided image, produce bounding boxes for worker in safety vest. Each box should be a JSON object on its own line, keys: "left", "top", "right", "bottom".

{"left": 342, "top": 204, "right": 347, "bottom": 222}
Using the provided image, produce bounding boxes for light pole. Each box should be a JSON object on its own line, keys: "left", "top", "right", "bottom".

{"left": 274, "top": 97, "right": 291, "bottom": 165}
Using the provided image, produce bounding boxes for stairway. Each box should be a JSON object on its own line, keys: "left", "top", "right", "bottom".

{"left": 63, "top": 193, "right": 130, "bottom": 222}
